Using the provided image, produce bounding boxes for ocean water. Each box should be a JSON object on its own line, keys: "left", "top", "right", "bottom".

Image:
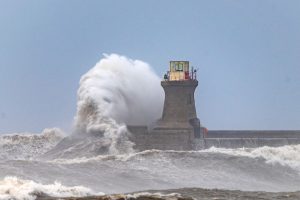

{"left": 0, "top": 129, "right": 300, "bottom": 200}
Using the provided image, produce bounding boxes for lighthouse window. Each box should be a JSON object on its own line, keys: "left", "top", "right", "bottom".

{"left": 179, "top": 63, "right": 183, "bottom": 71}
{"left": 170, "top": 61, "right": 189, "bottom": 72}
{"left": 170, "top": 62, "right": 175, "bottom": 71}
{"left": 175, "top": 63, "right": 183, "bottom": 71}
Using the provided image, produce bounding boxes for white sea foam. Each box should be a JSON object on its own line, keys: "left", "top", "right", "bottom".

{"left": 0, "top": 175, "right": 181, "bottom": 200}
{"left": 204, "top": 145, "right": 300, "bottom": 172}
{"left": 128, "top": 192, "right": 183, "bottom": 200}
{"left": 73, "top": 54, "right": 164, "bottom": 155}
{"left": 49, "top": 149, "right": 157, "bottom": 164}
{"left": 48, "top": 149, "right": 187, "bottom": 164}
{"left": 0, "top": 176, "right": 103, "bottom": 200}
{"left": 0, "top": 128, "right": 64, "bottom": 160}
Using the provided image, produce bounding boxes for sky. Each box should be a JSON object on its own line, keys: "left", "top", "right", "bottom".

{"left": 0, "top": 0, "right": 299, "bottom": 133}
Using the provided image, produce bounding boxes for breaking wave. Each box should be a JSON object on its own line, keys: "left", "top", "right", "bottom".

{"left": 75, "top": 53, "right": 164, "bottom": 129}
{"left": 49, "top": 145, "right": 300, "bottom": 174}
{"left": 0, "top": 128, "right": 64, "bottom": 160}
{"left": 43, "top": 54, "right": 165, "bottom": 158}
{"left": 204, "top": 144, "right": 300, "bottom": 172}
{"left": 0, "top": 176, "right": 102, "bottom": 200}
{"left": 5, "top": 54, "right": 165, "bottom": 160}
{"left": 0, "top": 176, "right": 184, "bottom": 200}
{"left": 24, "top": 146, "right": 300, "bottom": 192}
{"left": 1, "top": 140, "right": 300, "bottom": 194}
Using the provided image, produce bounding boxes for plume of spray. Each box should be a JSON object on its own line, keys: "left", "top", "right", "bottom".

{"left": 73, "top": 54, "right": 164, "bottom": 155}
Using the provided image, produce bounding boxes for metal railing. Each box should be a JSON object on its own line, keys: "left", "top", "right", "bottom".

{"left": 163, "top": 68, "right": 197, "bottom": 81}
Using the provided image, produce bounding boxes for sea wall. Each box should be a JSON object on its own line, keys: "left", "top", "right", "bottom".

{"left": 203, "top": 130, "right": 300, "bottom": 148}
{"left": 206, "top": 130, "right": 300, "bottom": 138}
{"left": 203, "top": 138, "right": 300, "bottom": 148}
{"left": 127, "top": 126, "right": 194, "bottom": 151}
{"left": 128, "top": 127, "right": 300, "bottom": 150}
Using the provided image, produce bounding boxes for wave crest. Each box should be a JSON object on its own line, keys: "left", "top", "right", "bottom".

{"left": 0, "top": 176, "right": 102, "bottom": 200}
{"left": 44, "top": 54, "right": 164, "bottom": 158}
{"left": 204, "top": 144, "right": 300, "bottom": 172}
{"left": 0, "top": 128, "right": 64, "bottom": 160}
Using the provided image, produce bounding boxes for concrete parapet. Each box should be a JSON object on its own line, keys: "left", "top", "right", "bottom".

{"left": 204, "top": 138, "right": 300, "bottom": 148}
{"left": 127, "top": 126, "right": 300, "bottom": 150}
{"left": 127, "top": 126, "right": 194, "bottom": 151}
{"left": 206, "top": 130, "right": 300, "bottom": 138}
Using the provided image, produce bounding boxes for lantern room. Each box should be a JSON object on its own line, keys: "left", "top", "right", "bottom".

{"left": 164, "top": 61, "right": 197, "bottom": 81}
{"left": 169, "top": 61, "right": 189, "bottom": 81}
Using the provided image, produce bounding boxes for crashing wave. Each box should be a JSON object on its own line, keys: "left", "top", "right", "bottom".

{"left": 0, "top": 176, "right": 186, "bottom": 200}
{"left": 1, "top": 147, "right": 300, "bottom": 193}
{"left": 49, "top": 145, "right": 300, "bottom": 174}
{"left": 43, "top": 54, "right": 163, "bottom": 158}
{"left": 0, "top": 128, "right": 64, "bottom": 160}
{"left": 74, "top": 54, "right": 163, "bottom": 154}
{"left": 75, "top": 53, "right": 163, "bottom": 129}
{"left": 0, "top": 176, "right": 102, "bottom": 200}
{"left": 204, "top": 144, "right": 300, "bottom": 172}
{"left": 48, "top": 149, "right": 164, "bottom": 164}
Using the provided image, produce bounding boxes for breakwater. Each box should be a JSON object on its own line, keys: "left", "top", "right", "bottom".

{"left": 203, "top": 130, "right": 300, "bottom": 148}
{"left": 128, "top": 127, "right": 300, "bottom": 150}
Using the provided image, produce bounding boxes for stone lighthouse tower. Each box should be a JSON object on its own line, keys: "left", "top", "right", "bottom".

{"left": 148, "top": 61, "right": 201, "bottom": 149}
{"left": 128, "top": 61, "right": 201, "bottom": 150}
{"left": 160, "top": 61, "right": 200, "bottom": 133}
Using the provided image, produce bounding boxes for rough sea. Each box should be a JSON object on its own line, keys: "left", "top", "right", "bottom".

{"left": 0, "top": 128, "right": 300, "bottom": 200}
{"left": 1, "top": 54, "right": 299, "bottom": 199}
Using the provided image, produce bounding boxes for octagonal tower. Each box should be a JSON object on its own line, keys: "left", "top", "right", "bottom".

{"left": 155, "top": 61, "right": 201, "bottom": 139}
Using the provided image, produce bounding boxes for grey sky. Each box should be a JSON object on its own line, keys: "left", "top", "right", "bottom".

{"left": 0, "top": 0, "right": 299, "bottom": 133}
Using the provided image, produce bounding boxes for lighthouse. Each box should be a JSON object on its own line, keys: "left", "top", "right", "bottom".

{"left": 128, "top": 61, "right": 202, "bottom": 150}
{"left": 155, "top": 61, "right": 201, "bottom": 139}
{"left": 127, "top": 61, "right": 300, "bottom": 151}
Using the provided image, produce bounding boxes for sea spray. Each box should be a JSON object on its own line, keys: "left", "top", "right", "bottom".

{"left": 74, "top": 54, "right": 163, "bottom": 154}
{"left": 44, "top": 54, "right": 164, "bottom": 158}
{"left": 75, "top": 53, "right": 164, "bottom": 129}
